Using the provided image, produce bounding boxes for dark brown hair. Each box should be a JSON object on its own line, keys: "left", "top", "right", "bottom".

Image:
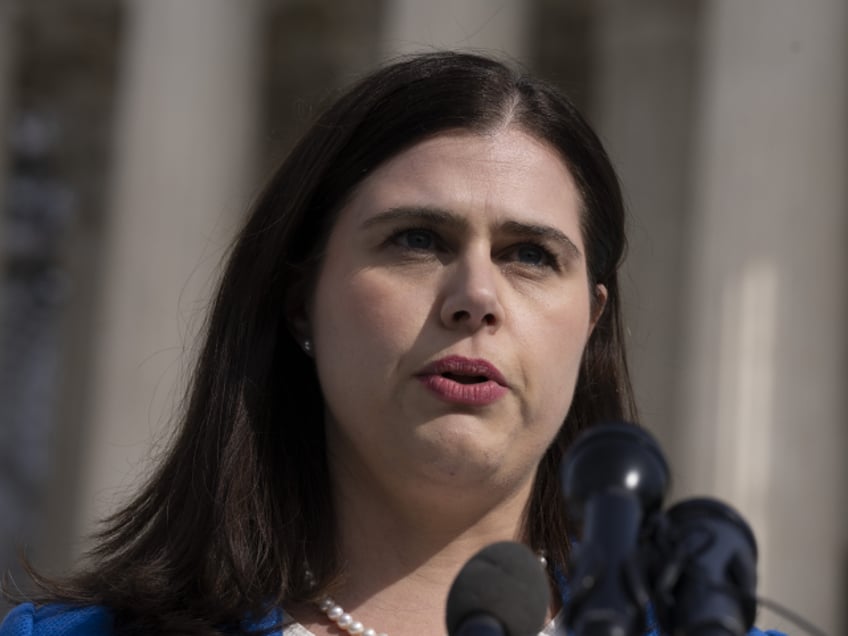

{"left": 19, "top": 51, "right": 634, "bottom": 635}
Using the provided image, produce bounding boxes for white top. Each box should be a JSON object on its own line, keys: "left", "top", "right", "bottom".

{"left": 281, "top": 609, "right": 568, "bottom": 636}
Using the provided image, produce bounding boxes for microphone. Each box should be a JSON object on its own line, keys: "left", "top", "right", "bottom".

{"left": 446, "top": 541, "right": 551, "bottom": 636}
{"left": 652, "top": 498, "right": 758, "bottom": 636}
{"left": 560, "top": 422, "right": 670, "bottom": 636}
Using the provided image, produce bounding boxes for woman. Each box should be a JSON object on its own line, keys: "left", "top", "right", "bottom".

{"left": 1, "top": 52, "right": 783, "bottom": 636}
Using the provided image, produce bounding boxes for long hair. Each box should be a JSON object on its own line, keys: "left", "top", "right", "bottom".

{"left": 19, "top": 52, "right": 634, "bottom": 635}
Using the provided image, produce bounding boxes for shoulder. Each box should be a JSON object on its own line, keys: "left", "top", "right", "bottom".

{"left": 637, "top": 625, "right": 786, "bottom": 636}
{"left": 555, "top": 570, "right": 787, "bottom": 636}
{"left": 640, "top": 624, "right": 787, "bottom": 636}
{"left": 0, "top": 602, "right": 285, "bottom": 636}
{"left": 0, "top": 603, "right": 114, "bottom": 636}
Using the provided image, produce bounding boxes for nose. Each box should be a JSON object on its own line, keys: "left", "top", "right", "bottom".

{"left": 439, "top": 249, "right": 504, "bottom": 332}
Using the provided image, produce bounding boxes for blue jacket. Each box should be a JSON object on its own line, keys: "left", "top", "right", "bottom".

{"left": 0, "top": 601, "right": 788, "bottom": 635}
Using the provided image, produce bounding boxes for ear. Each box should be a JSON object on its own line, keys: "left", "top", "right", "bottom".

{"left": 589, "top": 283, "right": 608, "bottom": 334}
{"left": 284, "top": 277, "right": 312, "bottom": 348}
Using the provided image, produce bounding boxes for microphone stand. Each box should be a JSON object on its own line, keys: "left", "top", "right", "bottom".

{"left": 561, "top": 423, "right": 759, "bottom": 636}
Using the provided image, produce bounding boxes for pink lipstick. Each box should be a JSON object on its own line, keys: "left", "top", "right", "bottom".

{"left": 416, "top": 356, "right": 509, "bottom": 406}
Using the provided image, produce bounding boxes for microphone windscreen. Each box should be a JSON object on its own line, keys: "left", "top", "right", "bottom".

{"left": 446, "top": 541, "right": 551, "bottom": 636}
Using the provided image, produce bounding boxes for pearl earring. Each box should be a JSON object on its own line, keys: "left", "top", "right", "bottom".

{"left": 302, "top": 339, "right": 313, "bottom": 355}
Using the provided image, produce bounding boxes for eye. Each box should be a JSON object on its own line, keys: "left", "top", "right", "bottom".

{"left": 392, "top": 228, "right": 438, "bottom": 251}
{"left": 506, "top": 243, "right": 558, "bottom": 269}
{"left": 515, "top": 244, "right": 546, "bottom": 265}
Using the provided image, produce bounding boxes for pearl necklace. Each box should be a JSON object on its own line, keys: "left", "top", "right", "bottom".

{"left": 305, "top": 552, "right": 548, "bottom": 636}
{"left": 316, "top": 594, "right": 385, "bottom": 636}
{"left": 304, "top": 568, "right": 385, "bottom": 636}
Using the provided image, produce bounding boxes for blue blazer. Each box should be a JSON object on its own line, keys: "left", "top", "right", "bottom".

{"left": 0, "top": 601, "right": 788, "bottom": 635}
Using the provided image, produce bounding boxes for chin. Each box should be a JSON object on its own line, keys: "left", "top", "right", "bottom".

{"left": 410, "top": 433, "right": 518, "bottom": 487}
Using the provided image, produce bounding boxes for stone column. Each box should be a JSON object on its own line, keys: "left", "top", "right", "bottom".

{"left": 380, "top": 0, "right": 529, "bottom": 60}
{"left": 677, "top": 1, "right": 847, "bottom": 633}
{"left": 0, "top": 1, "right": 19, "bottom": 614}
{"left": 70, "top": 0, "right": 262, "bottom": 553}
{"left": 590, "top": 1, "right": 701, "bottom": 451}
{"left": 0, "top": 0, "right": 18, "bottom": 232}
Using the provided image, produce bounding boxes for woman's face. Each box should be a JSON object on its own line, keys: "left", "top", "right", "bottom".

{"left": 307, "top": 127, "right": 605, "bottom": 504}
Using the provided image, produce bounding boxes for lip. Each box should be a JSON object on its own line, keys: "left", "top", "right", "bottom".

{"left": 416, "top": 355, "right": 509, "bottom": 406}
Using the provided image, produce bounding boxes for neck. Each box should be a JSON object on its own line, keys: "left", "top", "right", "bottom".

{"left": 312, "top": 455, "right": 539, "bottom": 636}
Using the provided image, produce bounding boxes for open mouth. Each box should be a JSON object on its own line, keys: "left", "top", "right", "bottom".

{"left": 417, "top": 357, "right": 509, "bottom": 405}
{"left": 441, "top": 372, "right": 489, "bottom": 385}
{"left": 417, "top": 355, "right": 508, "bottom": 389}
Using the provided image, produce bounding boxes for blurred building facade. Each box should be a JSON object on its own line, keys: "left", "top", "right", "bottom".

{"left": 0, "top": 0, "right": 845, "bottom": 633}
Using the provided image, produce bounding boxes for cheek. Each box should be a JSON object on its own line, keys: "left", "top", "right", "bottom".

{"left": 313, "top": 270, "right": 428, "bottom": 377}
{"left": 522, "top": 293, "right": 593, "bottom": 413}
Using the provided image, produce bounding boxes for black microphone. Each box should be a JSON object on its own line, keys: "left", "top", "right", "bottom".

{"left": 560, "top": 422, "right": 670, "bottom": 636}
{"left": 446, "top": 541, "right": 551, "bottom": 636}
{"left": 652, "top": 497, "right": 758, "bottom": 636}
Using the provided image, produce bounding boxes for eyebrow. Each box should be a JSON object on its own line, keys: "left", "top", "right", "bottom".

{"left": 360, "top": 206, "right": 467, "bottom": 231}
{"left": 361, "top": 205, "right": 582, "bottom": 259}
{"left": 500, "top": 219, "right": 582, "bottom": 260}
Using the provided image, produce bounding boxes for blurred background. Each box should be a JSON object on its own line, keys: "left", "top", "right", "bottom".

{"left": 0, "top": 0, "right": 845, "bottom": 633}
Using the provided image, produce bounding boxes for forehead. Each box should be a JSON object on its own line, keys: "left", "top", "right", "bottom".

{"left": 341, "top": 127, "right": 584, "bottom": 241}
